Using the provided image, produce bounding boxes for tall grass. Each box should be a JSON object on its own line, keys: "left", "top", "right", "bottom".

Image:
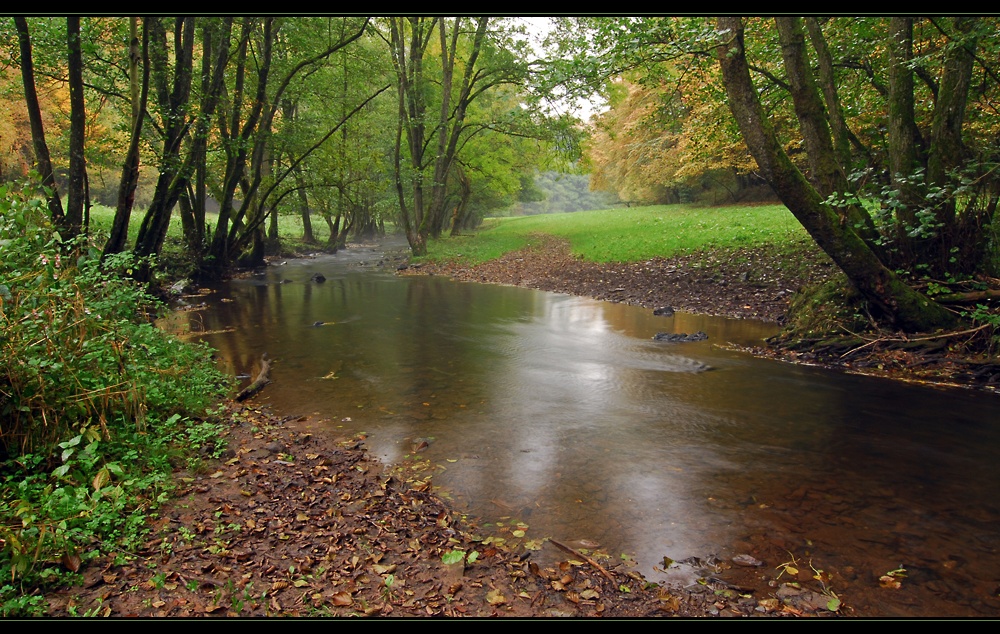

{"left": 421, "top": 204, "right": 810, "bottom": 265}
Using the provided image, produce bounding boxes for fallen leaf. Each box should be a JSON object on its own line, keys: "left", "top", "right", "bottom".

{"left": 486, "top": 589, "right": 506, "bottom": 605}
{"left": 62, "top": 551, "right": 82, "bottom": 572}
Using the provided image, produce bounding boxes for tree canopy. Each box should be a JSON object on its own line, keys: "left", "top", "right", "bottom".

{"left": 2, "top": 16, "right": 558, "bottom": 277}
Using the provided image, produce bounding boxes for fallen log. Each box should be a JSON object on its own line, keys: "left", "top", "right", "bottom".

{"left": 235, "top": 353, "right": 271, "bottom": 402}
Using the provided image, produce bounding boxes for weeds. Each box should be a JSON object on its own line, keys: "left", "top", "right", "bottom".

{"left": 0, "top": 181, "right": 234, "bottom": 616}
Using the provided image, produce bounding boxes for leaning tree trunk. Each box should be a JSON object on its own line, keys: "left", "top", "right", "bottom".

{"left": 13, "top": 17, "right": 66, "bottom": 235}
{"left": 715, "top": 17, "right": 955, "bottom": 332}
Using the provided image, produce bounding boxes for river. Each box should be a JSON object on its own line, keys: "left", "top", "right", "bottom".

{"left": 160, "top": 240, "right": 1000, "bottom": 618}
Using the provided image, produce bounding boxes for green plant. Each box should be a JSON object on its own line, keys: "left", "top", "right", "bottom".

{"left": 0, "top": 180, "right": 233, "bottom": 616}
{"left": 441, "top": 549, "right": 479, "bottom": 566}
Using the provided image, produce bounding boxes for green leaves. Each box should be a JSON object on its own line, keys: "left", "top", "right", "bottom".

{"left": 441, "top": 549, "right": 479, "bottom": 566}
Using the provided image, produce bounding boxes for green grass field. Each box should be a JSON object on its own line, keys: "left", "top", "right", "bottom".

{"left": 420, "top": 204, "right": 811, "bottom": 265}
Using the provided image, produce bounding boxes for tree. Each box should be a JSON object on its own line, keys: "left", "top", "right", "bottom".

{"left": 549, "top": 16, "right": 1000, "bottom": 332}
{"left": 102, "top": 17, "right": 149, "bottom": 258}
{"left": 132, "top": 17, "right": 231, "bottom": 283}
{"left": 12, "top": 17, "right": 67, "bottom": 237}
{"left": 205, "top": 17, "right": 372, "bottom": 273}
{"left": 715, "top": 17, "right": 956, "bottom": 331}
{"left": 383, "top": 17, "right": 534, "bottom": 255}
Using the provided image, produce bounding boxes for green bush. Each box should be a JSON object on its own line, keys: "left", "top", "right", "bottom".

{"left": 0, "top": 180, "right": 234, "bottom": 616}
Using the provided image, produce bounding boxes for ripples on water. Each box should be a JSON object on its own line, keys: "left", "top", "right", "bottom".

{"left": 162, "top": 247, "right": 1000, "bottom": 617}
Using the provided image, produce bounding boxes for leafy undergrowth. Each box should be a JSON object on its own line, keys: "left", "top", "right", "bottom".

{"left": 0, "top": 181, "right": 233, "bottom": 617}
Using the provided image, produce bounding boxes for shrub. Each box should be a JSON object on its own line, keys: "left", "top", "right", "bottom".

{"left": 0, "top": 180, "right": 234, "bottom": 615}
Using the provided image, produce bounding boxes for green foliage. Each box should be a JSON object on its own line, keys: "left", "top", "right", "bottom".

{"left": 0, "top": 181, "right": 234, "bottom": 616}
{"left": 441, "top": 549, "right": 479, "bottom": 566}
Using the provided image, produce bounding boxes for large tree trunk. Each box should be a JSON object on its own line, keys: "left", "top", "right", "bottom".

{"left": 716, "top": 17, "right": 955, "bottom": 332}
{"left": 925, "top": 17, "right": 978, "bottom": 274}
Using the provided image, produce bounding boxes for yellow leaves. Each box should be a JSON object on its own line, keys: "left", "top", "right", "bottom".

{"left": 486, "top": 588, "right": 506, "bottom": 605}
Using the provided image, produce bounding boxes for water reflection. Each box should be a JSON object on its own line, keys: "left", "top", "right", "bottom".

{"left": 161, "top": 248, "right": 1000, "bottom": 617}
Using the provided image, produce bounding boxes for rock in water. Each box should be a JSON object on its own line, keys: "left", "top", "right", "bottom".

{"left": 653, "top": 331, "right": 708, "bottom": 343}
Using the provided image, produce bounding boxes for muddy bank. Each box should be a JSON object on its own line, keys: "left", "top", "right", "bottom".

{"left": 399, "top": 235, "right": 1000, "bottom": 394}
{"left": 398, "top": 235, "right": 836, "bottom": 324}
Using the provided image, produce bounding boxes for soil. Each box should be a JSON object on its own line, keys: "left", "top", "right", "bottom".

{"left": 398, "top": 234, "right": 838, "bottom": 324}
{"left": 41, "top": 235, "right": 993, "bottom": 618}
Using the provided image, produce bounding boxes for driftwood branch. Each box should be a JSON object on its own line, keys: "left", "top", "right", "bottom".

{"left": 936, "top": 289, "right": 1000, "bottom": 304}
{"left": 549, "top": 538, "right": 616, "bottom": 582}
{"left": 235, "top": 353, "right": 271, "bottom": 402}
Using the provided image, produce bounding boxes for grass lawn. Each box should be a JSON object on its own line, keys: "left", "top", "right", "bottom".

{"left": 420, "top": 204, "right": 811, "bottom": 265}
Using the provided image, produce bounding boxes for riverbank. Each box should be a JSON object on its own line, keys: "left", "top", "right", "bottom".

{"left": 38, "top": 238, "right": 852, "bottom": 619}
{"left": 44, "top": 401, "right": 820, "bottom": 618}
{"left": 39, "top": 235, "right": 991, "bottom": 618}
{"left": 399, "top": 234, "right": 1000, "bottom": 394}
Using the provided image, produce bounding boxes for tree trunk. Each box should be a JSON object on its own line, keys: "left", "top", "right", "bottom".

{"left": 887, "top": 16, "right": 925, "bottom": 257}
{"left": 294, "top": 167, "right": 315, "bottom": 244}
{"left": 13, "top": 17, "right": 66, "bottom": 234}
{"left": 66, "top": 17, "right": 86, "bottom": 240}
{"left": 103, "top": 17, "right": 149, "bottom": 259}
{"left": 774, "top": 17, "right": 877, "bottom": 245}
{"left": 133, "top": 17, "right": 197, "bottom": 282}
{"left": 925, "top": 17, "right": 978, "bottom": 273}
{"left": 716, "top": 17, "right": 955, "bottom": 332}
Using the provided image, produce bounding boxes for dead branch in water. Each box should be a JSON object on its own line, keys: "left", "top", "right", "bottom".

{"left": 235, "top": 353, "right": 271, "bottom": 402}
{"left": 549, "top": 538, "right": 616, "bottom": 582}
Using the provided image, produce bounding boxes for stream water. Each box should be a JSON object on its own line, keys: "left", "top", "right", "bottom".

{"left": 160, "top": 241, "right": 1000, "bottom": 617}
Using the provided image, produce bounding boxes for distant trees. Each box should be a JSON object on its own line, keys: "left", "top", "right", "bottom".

{"left": 381, "top": 17, "right": 545, "bottom": 255}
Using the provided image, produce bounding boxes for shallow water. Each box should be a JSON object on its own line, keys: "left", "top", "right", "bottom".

{"left": 162, "top": 243, "right": 1000, "bottom": 617}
